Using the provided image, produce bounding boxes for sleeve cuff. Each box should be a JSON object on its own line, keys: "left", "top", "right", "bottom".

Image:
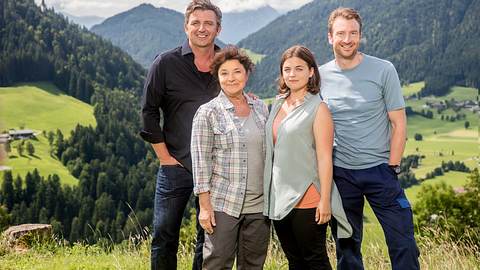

{"left": 193, "top": 185, "right": 210, "bottom": 196}
{"left": 139, "top": 130, "right": 165, "bottom": 144}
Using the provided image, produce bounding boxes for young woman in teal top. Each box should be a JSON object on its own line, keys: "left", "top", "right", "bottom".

{"left": 264, "top": 45, "right": 352, "bottom": 269}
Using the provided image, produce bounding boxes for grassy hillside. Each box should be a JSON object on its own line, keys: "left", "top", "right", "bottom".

{"left": 404, "top": 84, "right": 478, "bottom": 178}
{"left": 1, "top": 213, "right": 478, "bottom": 270}
{"left": 0, "top": 82, "right": 96, "bottom": 185}
{"left": 402, "top": 81, "right": 425, "bottom": 96}
{"left": 243, "top": 48, "right": 266, "bottom": 64}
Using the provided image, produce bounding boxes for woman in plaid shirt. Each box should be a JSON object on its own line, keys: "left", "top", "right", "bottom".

{"left": 191, "top": 45, "right": 270, "bottom": 269}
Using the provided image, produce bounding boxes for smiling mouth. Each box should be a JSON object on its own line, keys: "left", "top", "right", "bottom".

{"left": 341, "top": 44, "right": 354, "bottom": 50}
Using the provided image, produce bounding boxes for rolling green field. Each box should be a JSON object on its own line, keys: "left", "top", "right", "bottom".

{"left": 243, "top": 48, "right": 266, "bottom": 64}
{"left": 0, "top": 82, "right": 96, "bottom": 185}
{"left": 403, "top": 84, "right": 478, "bottom": 179}
{"left": 402, "top": 81, "right": 425, "bottom": 96}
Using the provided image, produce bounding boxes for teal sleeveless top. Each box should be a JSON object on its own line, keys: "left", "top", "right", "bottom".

{"left": 263, "top": 93, "right": 352, "bottom": 238}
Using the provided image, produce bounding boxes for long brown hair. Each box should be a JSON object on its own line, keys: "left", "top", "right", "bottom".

{"left": 278, "top": 45, "right": 320, "bottom": 96}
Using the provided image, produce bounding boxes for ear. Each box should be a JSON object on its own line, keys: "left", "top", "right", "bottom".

{"left": 309, "top": 67, "right": 314, "bottom": 78}
{"left": 215, "top": 25, "right": 222, "bottom": 37}
{"left": 328, "top": 32, "right": 333, "bottom": 45}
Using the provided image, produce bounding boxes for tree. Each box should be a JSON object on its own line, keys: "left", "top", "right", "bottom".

{"left": 70, "top": 217, "right": 81, "bottom": 243}
{"left": 16, "top": 141, "right": 24, "bottom": 156}
{"left": 414, "top": 133, "right": 423, "bottom": 141}
{"left": 26, "top": 141, "right": 35, "bottom": 156}
{"left": 47, "top": 131, "right": 55, "bottom": 145}
{"left": 414, "top": 169, "right": 480, "bottom": 245}
{"left": 1, "top": 171, "right": 15, "bottom": 210}
{"left": 0, "top": 205, "right": 12, "bottom": 231}
{"left": 4, "top": 141, "right": 11, "bottom": 154}
{"left": 464, "top": 121, "right": 470, "bottom": 129}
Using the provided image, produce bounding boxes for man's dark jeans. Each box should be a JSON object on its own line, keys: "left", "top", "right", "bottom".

{"left": 151, "top": 165, "right": 204, "bottom": 270}
{"left": 332, "top": 163, "right": 420, "bottom": 270}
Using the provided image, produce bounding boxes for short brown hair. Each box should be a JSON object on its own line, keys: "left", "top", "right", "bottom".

{"left": 185, "top": 0, "right": 222, "bottom": 27}
{"left": 328, "top": 7, "right": 362, "bottom": 34}
{"left": 210, "top": 45, "right": 255, "bottom": 79}
{"left": 278, "top": 45, "right": 320, "bottom": 96}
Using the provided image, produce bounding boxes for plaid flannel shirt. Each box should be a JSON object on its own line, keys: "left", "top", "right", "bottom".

{"left": 191, "top": 91, "right": 268, "bottom": 218}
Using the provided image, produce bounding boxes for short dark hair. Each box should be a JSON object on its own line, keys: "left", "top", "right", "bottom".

{"left": 210, "top": 45, "right": 255, "bottom": 79}
{"left": 185, "top": 0, "right": 222, "bottom": 27}
{"left": 328, "top": 7, "right": 362, "bottom": 34}
{"left": 278, "top": 45, "right": 320, "bottom": 96}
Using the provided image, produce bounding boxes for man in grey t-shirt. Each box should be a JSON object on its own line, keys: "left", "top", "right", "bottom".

{"left": 319, "top": 8, "right": 420, "bottom": 270}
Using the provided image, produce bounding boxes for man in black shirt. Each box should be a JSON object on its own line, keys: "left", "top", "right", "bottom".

{"left": 140, "top": 1, "right": 222, "bottom": 269}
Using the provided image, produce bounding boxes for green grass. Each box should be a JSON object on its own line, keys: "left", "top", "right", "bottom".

{"left": 405, "top": 139, "right": 477, "bottom": 179}
{"left": 446, "top": 86, "right": 478, "bottom": 100}
{"left": 403, "top": 81, "right": 425, "bottom": 96}
{"left": 0, "top": 82, "right": 96, "bottom": 135}
{"left": 242, "top": 48, "right": 266, "bottom": 64}
{"left": 404, "top": 85, "right": 478, "bottom": 179}
{"left": 5, "top": 137, "right": 78, "bottom": 186}
{"left": 1, "top": 228, "right": 478, "bottom": 270}
{"left": 0, "top": 82, "right": 96, "bottom": 185}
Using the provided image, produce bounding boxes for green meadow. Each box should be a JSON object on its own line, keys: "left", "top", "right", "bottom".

{"left": 403, "top": 84, "right": 477, "bottom": 179}
{"left": 243, "top": 48, "right": 266, "bottom": 64}
{"left": 402, "top": 81, "right": 425, "bottom": 96}
{"left": 0, "top": 82, "right": 96, "bottom": 185}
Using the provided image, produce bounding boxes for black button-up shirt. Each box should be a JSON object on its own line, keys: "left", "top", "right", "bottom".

{"left": 140, "top": 40, "right": 221, "bottom": 172}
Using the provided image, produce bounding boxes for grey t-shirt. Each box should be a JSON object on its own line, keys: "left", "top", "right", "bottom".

{"left": 241, "top": 113, "right": 264, "bottom": 214}
{"left": 319, "top": 53, "right": 405, "bottom": 169}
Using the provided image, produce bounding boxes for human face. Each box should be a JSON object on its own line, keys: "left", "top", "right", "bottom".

{"left": 185, "top": 9, "right": 220, "bottom": 49}
{"left": 218, "top": 60, "right": 248, "bottom": 98}
{"left": 328, "top": 17, "right": 361, "bottom": 60}
{"left": 282, "top": 57, "right": 314, "bottom": 93}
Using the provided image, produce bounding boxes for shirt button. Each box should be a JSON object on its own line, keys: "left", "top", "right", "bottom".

{"left": 242, "top": 159, "right": 246, "bottom": 163}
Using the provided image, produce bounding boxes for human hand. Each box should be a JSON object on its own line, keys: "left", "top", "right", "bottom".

{"left": 159, "top": 155, "right": 182, "bottom": 166}
{"left": 199, "top": 207, "right": 216, "bottom": 234}
{"left": 315, "top": 199, "right": 331, "bottom": 224}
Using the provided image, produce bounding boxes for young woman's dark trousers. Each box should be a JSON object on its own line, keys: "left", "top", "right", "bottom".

{"left": 273, "top": 208, "right": 332, "bottom": 270}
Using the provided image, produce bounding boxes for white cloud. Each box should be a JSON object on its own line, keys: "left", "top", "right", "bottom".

{"left": 35, "top": 0, "right": 313, "bottom": 17}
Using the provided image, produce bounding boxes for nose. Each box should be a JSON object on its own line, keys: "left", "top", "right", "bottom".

{"left": 199, "top": 23, "right": 206, "bottom": 32}
{"left": 342, "top": 33, "right": 352, "bottom": 43}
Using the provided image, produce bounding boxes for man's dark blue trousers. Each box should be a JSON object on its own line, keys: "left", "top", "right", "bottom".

{"left": 332, "top": 163, "right": 420, "bottom": 270}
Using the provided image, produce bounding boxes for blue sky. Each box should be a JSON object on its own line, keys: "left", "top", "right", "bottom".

{"left": 36, "top": 0, "right": 313, "bottom": 17}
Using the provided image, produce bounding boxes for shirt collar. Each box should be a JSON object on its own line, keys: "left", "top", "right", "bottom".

{"left": 218, "top": 90, "right": 254, "bottom": 111}
{"left": 276, "top": 91, "right": 315, "bottom": 101}
{"left": 181, "top": 39, "right": 221, "bottom": 56}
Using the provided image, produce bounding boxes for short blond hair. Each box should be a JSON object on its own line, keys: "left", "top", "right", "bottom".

{"left": 328, "top": 7, "right": 362, "bottom": 34}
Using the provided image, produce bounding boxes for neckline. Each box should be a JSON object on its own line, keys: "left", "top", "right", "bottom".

{"left": 334, "top": 52, "right": 365, "bottom": 72}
